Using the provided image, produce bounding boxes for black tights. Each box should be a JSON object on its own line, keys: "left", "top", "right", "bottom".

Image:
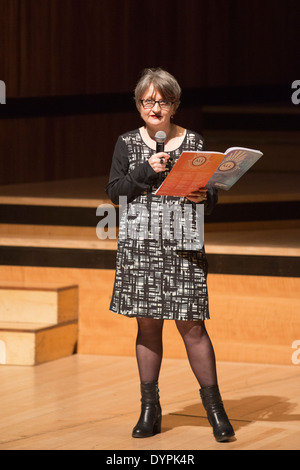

{"left": 135, "top": 317, "right": 217, "bottom": 388}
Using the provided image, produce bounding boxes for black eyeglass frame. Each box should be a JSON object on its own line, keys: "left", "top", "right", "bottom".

{"left": 140, "top": 99, "right": 174, "bottom": 109}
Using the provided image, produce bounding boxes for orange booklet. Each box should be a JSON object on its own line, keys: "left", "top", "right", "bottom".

{"left": 155, "top": 147, "right": 263, "bottom": 197}
{"left": 155, "top": 151, "right": 224, "bottom": 197}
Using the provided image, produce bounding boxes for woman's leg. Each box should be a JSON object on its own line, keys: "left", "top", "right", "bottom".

{"left": 176, "top": 319, "right": 234, "bottom": 442}
{"left": 135, "top": 317, "right": 164, "bottom": 383}
{"left": 175, "top": 320, "right": 217, "bottom": 388}
{"left": 132, "top": 317, "right": 164, "bottom": 438}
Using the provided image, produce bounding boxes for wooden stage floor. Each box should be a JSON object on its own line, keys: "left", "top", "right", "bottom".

{"left": 0, "top": 354, "right": 299, "bottom": 451}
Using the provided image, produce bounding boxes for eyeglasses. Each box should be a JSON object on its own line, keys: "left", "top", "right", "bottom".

{"left": 140, "top": 99, "right": 174, "bottom": 110}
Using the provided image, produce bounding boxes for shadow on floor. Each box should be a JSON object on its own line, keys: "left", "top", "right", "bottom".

{"left": 162, "top": 395, "right": 300, "bottom": 434}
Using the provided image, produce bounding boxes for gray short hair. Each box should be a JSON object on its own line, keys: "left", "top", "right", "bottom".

{"left": 134, "top": 68, "right": 182, "bottom": 114}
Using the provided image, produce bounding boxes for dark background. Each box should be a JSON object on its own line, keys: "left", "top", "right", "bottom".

{"left": 1, "top": 0, "right": 300, "bottom": 186}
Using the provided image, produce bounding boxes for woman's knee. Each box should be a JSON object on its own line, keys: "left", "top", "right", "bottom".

{"left": 175, "top": 319, "right": 207, "bottom": 339}
{"left": 136, "top": 317, "right": 164, "bottom": 335}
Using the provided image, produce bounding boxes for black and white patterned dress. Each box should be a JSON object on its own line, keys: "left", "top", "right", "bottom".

{"left": 105, "top": 128, "right": 218, "bottom": 321}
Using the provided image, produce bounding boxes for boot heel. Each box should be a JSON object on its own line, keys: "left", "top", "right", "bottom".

{"left": 153, "top": 414, "right": 162, "bottom": 435}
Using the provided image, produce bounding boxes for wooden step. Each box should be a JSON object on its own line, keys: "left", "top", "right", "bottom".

{"left": 1, "top": 264, "right": 299, "bottom": 365}
{"left": 0, "top": 173, "right": 299, "bottom": 226}
{"left": 0, "top": 283, "right": 78, "bottom": 324}
{"left": 1, "top": 223, "right": 300, "bottom": 256}
{"left": 205, "top": 274, "right": 300, "bottom": 365}
{"left": 0, "top": 320, "right": 78, "bottom": 365}
{"left": 0, "top": 223, "right": 299, "bottom": 276}
{"left": 0, "top": 224, "right": 117, "bottom": 250}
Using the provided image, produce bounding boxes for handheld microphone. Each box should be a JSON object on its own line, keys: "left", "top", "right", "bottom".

{"left": 155, "top": 131, "right": 167, "bottom": 155}
{"left": 155, "top": 130, "right": 173, "bottom": 171}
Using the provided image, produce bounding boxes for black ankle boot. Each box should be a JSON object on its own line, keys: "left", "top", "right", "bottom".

{"left": 132, "top": 381, "right": 162, "bottom": 438}
{"left": 200, "top": 385, "right": 235, "bottom": 442}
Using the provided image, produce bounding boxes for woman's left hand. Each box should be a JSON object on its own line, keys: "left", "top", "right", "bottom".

{"left": 186, "top": 189, "right": 207, "bottom": 203}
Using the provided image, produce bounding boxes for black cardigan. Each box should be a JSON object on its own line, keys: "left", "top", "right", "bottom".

{"left": 105, "top": 135, "right": 218, "bottom": 214}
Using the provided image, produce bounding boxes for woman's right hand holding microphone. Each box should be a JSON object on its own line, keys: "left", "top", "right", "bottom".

{"left": 148, "top": 152, "right": 170, "bottom": 173}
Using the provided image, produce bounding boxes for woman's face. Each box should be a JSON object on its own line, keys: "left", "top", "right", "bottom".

{"left": 139, "top": 84, "right": 174, "bottom": 130}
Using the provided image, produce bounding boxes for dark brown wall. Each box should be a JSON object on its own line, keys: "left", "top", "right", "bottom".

{"left": 1, "top": 0, "right": 299, "bottom": 184}
{"left": 2, "top": 0, "right": 299, "bottom": 97}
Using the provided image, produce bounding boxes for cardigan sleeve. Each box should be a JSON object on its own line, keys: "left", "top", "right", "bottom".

{"left": 203, "top": 187, "right": 218, "bottom": 215}
{"left": 105, "top": 136, "right": 158, "bottom": 205}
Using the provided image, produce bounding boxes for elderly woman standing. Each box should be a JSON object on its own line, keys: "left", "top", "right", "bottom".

{"left": 106, "top": 68, "right": 234, "bottom": 442}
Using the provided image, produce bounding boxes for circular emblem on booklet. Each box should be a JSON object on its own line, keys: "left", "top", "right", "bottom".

{"left": 219, "top": 161, "right": 236, "bottom": 171}
{"left": 192, "top": 156, "right": 206, "bottom": 166}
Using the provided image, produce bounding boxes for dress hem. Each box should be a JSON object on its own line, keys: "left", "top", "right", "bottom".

{"left": 110, "top": 308, "right": 210, "bottom": 322}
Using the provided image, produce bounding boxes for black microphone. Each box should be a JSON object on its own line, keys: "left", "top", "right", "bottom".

{"left": 155, "top": 130, "right": 173, "bottom": 171}
{"left": 155, "top": 131, "right": 167, "bottom": 156}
